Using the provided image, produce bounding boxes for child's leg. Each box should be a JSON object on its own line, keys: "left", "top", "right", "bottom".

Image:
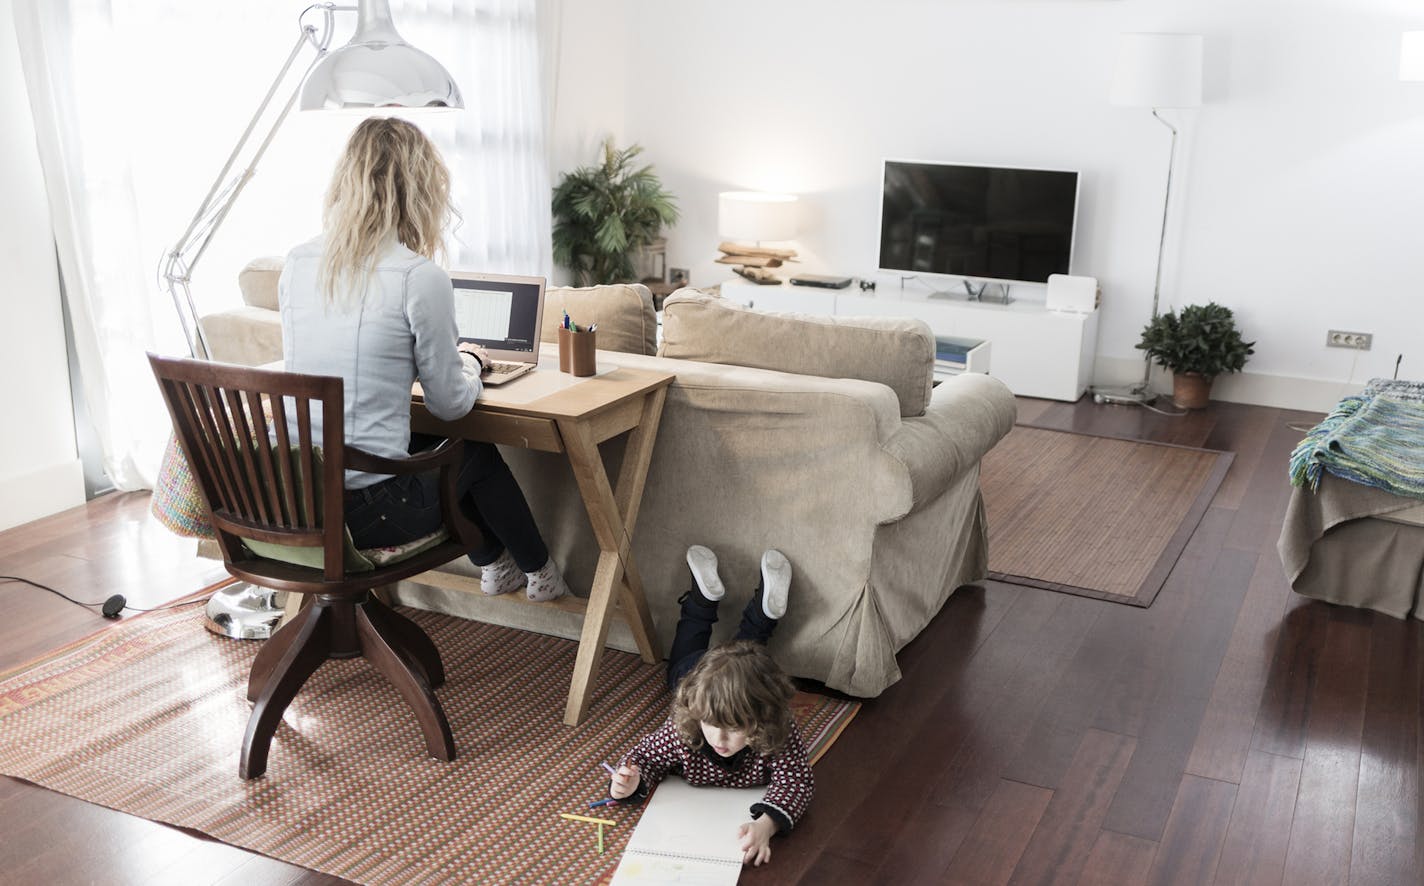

{"left": 735, "top": 549, "right": 791, "bottom": 644}
{"left": 666, "top": 546, "right": 724, "bottom": 690}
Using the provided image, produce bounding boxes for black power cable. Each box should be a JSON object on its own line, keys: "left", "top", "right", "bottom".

{"left": 0, "top": 576, "right": 191, "bottom": 619}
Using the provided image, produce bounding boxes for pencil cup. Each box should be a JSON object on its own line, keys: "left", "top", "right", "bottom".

{"left": 558, "top": 327, "right": 597, "bottom": 377}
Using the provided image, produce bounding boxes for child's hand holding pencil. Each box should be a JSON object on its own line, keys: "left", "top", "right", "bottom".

{"left": 606, "top": 761, "right": 641, "bottom": 799}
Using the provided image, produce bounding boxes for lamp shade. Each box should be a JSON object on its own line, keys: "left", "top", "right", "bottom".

{"left": 1402, "top": 32, "right": 1424, "bottom": 81}
{"left": 717, "top": 192, "right": 799, "bottom": 242}
{"left": 300, "top": 0, "right": 463, "bottom": 110}
{"left": 1110, "top": 33, "right": 1203, "bottom": 108}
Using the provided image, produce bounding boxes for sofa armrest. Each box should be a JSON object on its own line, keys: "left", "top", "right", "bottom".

{"left": 199, "top": 307, "right": 283, "bottom": 367}
{"left": 882, "top": 373, "right": 1017, "bottom": 515}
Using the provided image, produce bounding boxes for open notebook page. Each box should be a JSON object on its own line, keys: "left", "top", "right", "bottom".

{"left": 611, "top": 776, "right": 764, "bottom": 886}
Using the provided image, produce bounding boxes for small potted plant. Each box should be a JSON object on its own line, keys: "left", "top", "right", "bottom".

{"left": 1137, "top": 302, "right": 1255, "bottom": 409}
{"left": 552, "top": 139, "right": 679, "bottom": 286}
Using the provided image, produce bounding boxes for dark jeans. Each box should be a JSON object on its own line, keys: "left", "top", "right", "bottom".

{"left": 343, "top": 435, "right": 548, "bottom": 572}
{"left": 666, "top": 585, "right": 779, "bottom": 691}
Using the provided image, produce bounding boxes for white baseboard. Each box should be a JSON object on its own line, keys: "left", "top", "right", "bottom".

{"left": 0, "top": 459, "right": 86, "bottom": 532}
{"left": 1092, "top": 355, "right": 1358, "bottom": 414}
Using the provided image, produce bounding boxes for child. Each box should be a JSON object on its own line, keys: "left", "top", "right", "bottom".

{"left": 608, "top": 546, "right": 813, "bottom": 867}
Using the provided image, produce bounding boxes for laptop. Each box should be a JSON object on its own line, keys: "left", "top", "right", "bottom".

{"left": 449, "top": 272, "right": 547, "bottom": 385}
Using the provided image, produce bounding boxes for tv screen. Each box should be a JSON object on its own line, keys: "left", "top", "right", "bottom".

{"left": 878, "top": 160, "right": 1079, "bottom": 286}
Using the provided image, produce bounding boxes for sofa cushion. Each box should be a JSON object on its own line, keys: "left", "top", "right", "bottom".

{"left": 238, "top": 256, "right": 283, "bottom": 311}
{"left": 659, "top": 290, "right": 936, "bottom": 417}
{"left": 541, "top": 283, "right": 657, "bottom": 355}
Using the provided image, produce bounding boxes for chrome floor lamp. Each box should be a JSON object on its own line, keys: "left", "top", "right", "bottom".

{"left": 159, "top": 0, "right": 462, "bottom": 638}
{"left": 1092, "top": 32, "right": 1204, "bottom": 408}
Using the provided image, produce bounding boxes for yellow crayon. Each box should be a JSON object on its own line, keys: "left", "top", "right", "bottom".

{"left": 559, "top": 812, "right": 616, "bottom": 826}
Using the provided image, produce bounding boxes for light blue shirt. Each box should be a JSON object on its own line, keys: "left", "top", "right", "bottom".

{"left": 278, "top": 236, "right": 481, "bottom": 488}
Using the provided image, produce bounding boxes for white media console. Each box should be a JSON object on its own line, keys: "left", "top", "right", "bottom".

{"left": 718, "top": 278, "right": 1099, "bottom": 402}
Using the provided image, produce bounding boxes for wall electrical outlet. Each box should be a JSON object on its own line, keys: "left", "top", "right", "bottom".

{"left": 1327, "top": 330, "right": 1373, "bottom": 350}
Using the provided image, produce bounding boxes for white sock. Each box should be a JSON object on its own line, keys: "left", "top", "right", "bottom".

{"left": 480, "top": 550, "right": 523, "bottom": 596}
{"left": 760, "top": 550, "right": 791, "bottom": 620}
{"left": 525, "top": 558, "right": 570, "bottom": 603}
{"left": 686, "top": 545, "right": 725, "bottom": 603}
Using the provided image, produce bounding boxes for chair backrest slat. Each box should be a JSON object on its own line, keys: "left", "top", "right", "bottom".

{"left": 270, "top": 394, "right": 300, "bottom": 526}
{"left": 321, "top": 394, "right": 346, "bottom": 581}
{"left": 295, "top": 398, "right": 319, "bottom": 527}
{"left": 187, "top": 382, "right": 242, "bottom": 515}
{"left": 211, "top": 387, "right": 259, "bottom": 521}
{"left": 223, "top": 388, "right": 270, "bottom": 525}
{"left": 244, "top": 389, "right": 283, "bottom": 528}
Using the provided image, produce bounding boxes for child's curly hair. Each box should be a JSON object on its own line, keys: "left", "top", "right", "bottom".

{"left": 673, "top": 640, "right": 796, "bottom": 756}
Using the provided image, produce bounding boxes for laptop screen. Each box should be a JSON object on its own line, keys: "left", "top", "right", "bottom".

{"left": 450, "top": 274, "right": 545, "bottom": 356}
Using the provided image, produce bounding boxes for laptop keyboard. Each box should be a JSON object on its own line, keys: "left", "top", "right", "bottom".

{"left": 485, "top": 361, "right": 525, "bottom": 376}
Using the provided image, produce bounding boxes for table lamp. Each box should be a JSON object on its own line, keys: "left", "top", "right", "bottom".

{"left": 716, "top": 191, "right": 799, "bottom": 282}
{"left": 155, "top": 0, "right": 463, "bottom": 639}
{"left": 1093, "top": 32, "right": 1203, "bottom": 408}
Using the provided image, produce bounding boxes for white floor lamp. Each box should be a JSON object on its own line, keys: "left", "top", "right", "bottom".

{"left": 157, "top": 0, "right": 463, "bottom": 639}
{"left": 161, "top": 0, "right": 463, "bottom": 361}
{"left": 1093, "top": 32, "right": 1204, "bottom": 407}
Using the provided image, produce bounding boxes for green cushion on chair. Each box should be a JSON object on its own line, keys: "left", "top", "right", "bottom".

{"left": 242, "top": 532, "right": 376, "bottom": 573}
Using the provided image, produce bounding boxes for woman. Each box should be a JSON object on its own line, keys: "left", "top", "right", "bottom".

{"left": 278, "top": 117, "right": 567, "bottom": 602}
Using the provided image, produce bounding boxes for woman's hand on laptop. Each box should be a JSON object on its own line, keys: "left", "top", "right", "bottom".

{"left": 457, "top": 343, "right": 490, "bottom": 369}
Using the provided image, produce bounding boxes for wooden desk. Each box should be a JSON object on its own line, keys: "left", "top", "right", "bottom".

{"left": 409, "top": 348, "right": 674, "bottom": 726}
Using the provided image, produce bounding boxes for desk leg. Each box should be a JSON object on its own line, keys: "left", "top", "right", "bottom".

{"left": 557, "top": 388, "right": 666, "bottom": 726}
{"left": 608, "top": 387, "right": 667, "bottom": 663}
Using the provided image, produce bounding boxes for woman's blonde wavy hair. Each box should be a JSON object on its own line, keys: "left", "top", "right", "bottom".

{"left": 319, "top": 117, "right": 457, "bottom": 305}
{"left": 673, "top": 640, "right": 796, "bottom": 757}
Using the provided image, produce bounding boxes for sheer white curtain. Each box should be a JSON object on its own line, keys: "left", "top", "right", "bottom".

{"left": 13, "top": 0, "right": 550, "bottom": 490}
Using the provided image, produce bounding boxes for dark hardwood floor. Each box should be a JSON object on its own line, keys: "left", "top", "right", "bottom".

{"left": 3, "top": 395, "right": 1418, "bottom": 885}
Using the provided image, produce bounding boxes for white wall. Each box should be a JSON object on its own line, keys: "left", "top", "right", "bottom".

{"left": 545, "top": 0, "right": 631, "bottom": 285}
{"left": 0, "top": 0, "right": 84, "bottom": 531}
{"left": 552, "top": 0, "right": 1424, "bottom": 411}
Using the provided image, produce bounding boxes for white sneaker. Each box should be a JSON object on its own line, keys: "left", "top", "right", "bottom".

{"left": 760, "top": 550, "right": 791, "bottom": 620}
{"left": 686, "top": 545, "right": 725, "bottom": 603}
{"left": 525, "top": 559, "right": 570, "bottom": 603}
{"left": 480, "top": 550, "right": 523, "bottom": 596}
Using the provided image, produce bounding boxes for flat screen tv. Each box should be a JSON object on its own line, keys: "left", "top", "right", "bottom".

{"left": 877, "top": 160, "right": 1080, "bottom": 288}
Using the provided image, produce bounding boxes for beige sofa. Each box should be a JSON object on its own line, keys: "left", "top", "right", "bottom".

{"left": 201, "top": 260, "right": 1016, "bottom": 696}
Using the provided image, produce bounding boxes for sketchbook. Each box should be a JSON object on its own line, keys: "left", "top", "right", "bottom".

{"left": 610, "top": 776, "right": 763, "bottom": 886}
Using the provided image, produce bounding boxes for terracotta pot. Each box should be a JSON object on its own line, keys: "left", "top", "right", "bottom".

{"left": 1172, "top": 372, "right": 1213, "bottom": 409}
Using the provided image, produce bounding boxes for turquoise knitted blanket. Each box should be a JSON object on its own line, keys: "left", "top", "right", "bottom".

{"left": 1289, "top": 379, "right": 1424, "bottom": 498}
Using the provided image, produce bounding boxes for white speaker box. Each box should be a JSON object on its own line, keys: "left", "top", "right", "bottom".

{"left": 1046, "top": 274, "right": 1098, "bottom": 313}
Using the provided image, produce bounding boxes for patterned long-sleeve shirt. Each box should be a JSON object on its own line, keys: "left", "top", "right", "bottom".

{"left": 620, "top": 719, "right": 815, "bottom": 833}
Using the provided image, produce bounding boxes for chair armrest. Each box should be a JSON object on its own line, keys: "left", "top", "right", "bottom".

{"left": 882, "top": 373, "right": 1017, "bottom": 513}
{"left": 343, "top": 439, "right": 484, "bottom": 549}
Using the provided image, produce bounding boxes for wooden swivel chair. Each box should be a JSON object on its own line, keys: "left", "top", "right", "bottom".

{"left": 149, "top": 354, "right": 485, "bottom": 779}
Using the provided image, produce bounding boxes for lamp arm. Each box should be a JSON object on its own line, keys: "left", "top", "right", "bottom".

{"left": 1133, "top": 107, "right": 1181, "bottom": 395}
{"left": 159, "top": 4, "right": 343, "bottom": 358}
{"left": 1148, "top": 107, "right": 1179, "bottom": 322}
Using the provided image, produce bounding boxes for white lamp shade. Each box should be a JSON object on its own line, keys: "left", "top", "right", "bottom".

{"left": 1401, "top": 32, "right": 1424, "bottom": 81}
{"left": 717, "top": 192, "right": 799, "bottom": 242}
{"left": 300, "top": 0, "right": 463, "bottom": 110}
{"left": 1110, "top": 33, "right": 1203, "bottom": 108}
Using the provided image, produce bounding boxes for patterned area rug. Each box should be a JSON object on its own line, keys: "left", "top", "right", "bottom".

{"left": 980, "top": 426, "right": 1233, "bottom": 607}
{"left": 0, "top": 589, "right": 858, "bottom": 885}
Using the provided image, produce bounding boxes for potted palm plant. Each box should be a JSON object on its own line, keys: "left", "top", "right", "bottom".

{"left": 552, "top": 139, "right": 679, "bottom": 286}
{"left": 1137, "top": 302, "right": 1255, "bottom": 409}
